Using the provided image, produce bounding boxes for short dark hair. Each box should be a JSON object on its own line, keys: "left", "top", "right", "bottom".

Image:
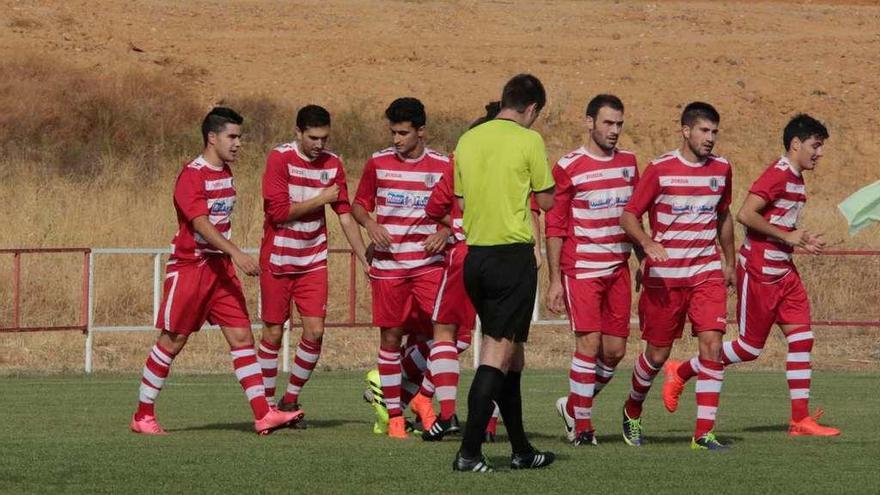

{"left": 469, "top": 101, "right": 502, "bottom": 129}
{"left": 385, "top": 97, "right": 426, "bottom": 128}
{"left": 783, "top": 114, "right": 829, "bottom": 151}
{"left": 501, "top": 73, "right": 546, "bottom": 113}
{"left": 586, "top": 94, "right": 624, "bottom": 119}
{"left": 202, "top": 107, "right": 243, "bottom": 146}
{"left": 296, "top": 105, "right": 331, "bottom": 131}
{"left": 680, "top": 101, "right": 720, "bottom": 127}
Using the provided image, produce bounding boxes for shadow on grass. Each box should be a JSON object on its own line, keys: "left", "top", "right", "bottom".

{"left": 172, "top": 418, "right": 369, "bottom": 433}
{"left": 742, "top": 424, "right": 787, "bottom": 433}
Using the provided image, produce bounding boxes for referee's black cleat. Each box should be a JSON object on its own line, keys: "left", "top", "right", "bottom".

{"left": 452, "top": 452, "right": 495, "bottom": 473}
{"left": 510, "top": 447, "right": 556, "bottom": 470}
{"left": 422, "top": 414, "right": 460, "bottom": 441}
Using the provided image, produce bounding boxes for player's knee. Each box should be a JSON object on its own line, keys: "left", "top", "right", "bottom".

{"left": 158, "top": 330, "right": 188, "bottom": 354}
{"left": 260, "top": 324, "right": 284, "bottom": 343}
{"left": 602, "top": 347, "right": 626, "bottom": 366}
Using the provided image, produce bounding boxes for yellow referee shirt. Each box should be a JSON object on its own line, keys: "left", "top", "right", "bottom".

{"left": 454, "top": 119, "right": 554, "bottom": 246}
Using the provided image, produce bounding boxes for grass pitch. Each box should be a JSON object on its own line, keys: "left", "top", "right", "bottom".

{"left": 1, "top": 370, "right": 877, "bottom": 494}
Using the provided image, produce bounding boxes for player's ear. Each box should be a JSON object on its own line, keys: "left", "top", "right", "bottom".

{"left": 416, "top": 125, "right": 426, "bottom": 139}
{"left": 681, "top": 125, "right": 691, "bottom": 140}
{"left": 790, "top": 136, "right": 802, "bottom": 153}
{"left": 585, "top": 115, "right": 595, "bottom": 130}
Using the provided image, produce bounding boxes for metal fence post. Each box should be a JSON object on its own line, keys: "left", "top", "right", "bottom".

{"left": 85, "top": 251, "right": 95, "bottom": 374}
{"left": 152, "top": 254, "right": 161, "bottom": 324}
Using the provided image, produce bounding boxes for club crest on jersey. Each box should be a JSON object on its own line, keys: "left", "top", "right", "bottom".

{"left": 424, "top": 173, "right": 436, "bottom": 188}
{"left": 320, "top": 170, "right": 331, "bottom": 185}
{"left": 622, "top": 168, "right": 632, "bottom": 182}
{"left": 709, "top": 177, "right": 720, "bottom": 192}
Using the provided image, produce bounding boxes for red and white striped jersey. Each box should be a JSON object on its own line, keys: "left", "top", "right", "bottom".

{"left": 545, "top": 147, "right": 639, "bottom": 279}
{"left": 354, "top": 147, "right": 450, "bottom": 279}
{"left": 260, "top": 142, "right": 352, "bottom": 275}
{"left": 739, "top": 156, "right": 805, "bottom": 282}
{"left": 625, "top": 149, "right": 733, "bottom": 288}
{"left": 168, "top": 155, "right": 236, "bottom": 266}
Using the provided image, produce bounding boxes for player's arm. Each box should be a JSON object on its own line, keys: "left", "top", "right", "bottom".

{"left": 191, "top": 216, "right": 259, "bottom": 276}
{"left": 621, "top": 165, "right": 668, "bottom": 262}
{"left": 544, "top": 165, "right": 572, "bottom": 313}
{"left": 426, "top": 168, "right": 454, "bottom": 228}
{"left": 531, "top": 207, "right": 543, "bottom": 269}
{"left": 287, "top": 186, "right": 340, "bottom": 221}
{"left": 423, "top": 224, "right": 451, "bottom": 255}
{"left": 717, "top": 208, "right": 736, "bottom": 287}
{"left": 736, "top": 194, "right": 824, "bottom": 254}
{"left": 338, "top": 213, "right": 369, "bottom": 272}
{"left": 351, "top": 159, "right": 392, "bottom": 249}
{"left": 529, "top": 132, "right": 555, "bottom": 211}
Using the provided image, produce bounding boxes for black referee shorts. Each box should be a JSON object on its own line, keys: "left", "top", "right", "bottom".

{"left": 463, "top": 243, "right": 537, "bottom": 343}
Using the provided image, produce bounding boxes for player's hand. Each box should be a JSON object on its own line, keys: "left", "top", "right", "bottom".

{"left": 723, "top": 263, "right": 736, "bottom": 291}
{"left": 232, "top": 251, "right": 260, "bottom": 276}
{"left": 533, "top": 245, "right": 543, "bottom": 270}
{"left": 546, "top": 280, "right": 565, "bottom": 314}
{"left": 366, "top": 222, "right": 393, "bottom": 249}
{"left": 635, "top": 259, "right": 645, "bottom": 292}
{"left": 641, "top": 240, "right": 669, "bottom": 262}
{"left": 802, "top": 231, "right": 825, "bottom": 255}
{"left": 318, "top": 184, "right": 341, "bottom": 205}
{"left": 423, "top": 230, "right": 449, "bottom": 255}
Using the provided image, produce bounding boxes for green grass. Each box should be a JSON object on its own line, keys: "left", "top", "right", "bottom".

{"left": 1, "top": 370, "right": 878, "bottom": 494}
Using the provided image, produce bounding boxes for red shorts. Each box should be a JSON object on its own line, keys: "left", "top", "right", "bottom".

{"left": 638, "top": 279, "right": 727, "bottom": 347}
{"left": 562, "top": 265, "right": 631, "bottom": 338}
{"left": 260, "top": 267, "right": 328, "bottom": 324}
{"left": 156, "top": 257, "right": 251, "bottom": 335}
{"left": 736, "top": 265, "right": 810, "bottom": 348}
{"left": 432, "top": 244, "right": 477, "bottom": 332}
{"left": 371, "top": 269, "right": 443, "bottom": 329}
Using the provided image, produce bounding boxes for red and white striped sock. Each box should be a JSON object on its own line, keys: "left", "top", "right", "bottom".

{"left": 566, "top": 352, "right": 597, "bottom": 434}
{"left": 786, "top": 326, "right": 813, "bottom": 421}
{"left": 694, "top": 358, "right": 724, "bottom": 438}
{"left": 593, "top": 359, "right": 616, "bottom": 397}
{"left": 230, "top": 346, "right": 271, "bottom": 420}
{"left": 281, "top": 338, "right": 321, "bottom": 405}
{"left": 136, "top": 343, "right": 177, "bottom": 419}
{"left": 419, "top": 369, "right": 435, "bottom": 398}
{"left": 400, "top": 340, "right": 429, "bottom": 407}
{"left": 378, "top": 346, "right": 403, "bottom": 417}
{"left": 676, "top": 356, "right": 701, "bottom": 382}
{"left": 624, "top": 353, "right": 660, "bottom": 418}
{"left": 721, "top": 338, "right": 762, "bottom": 364}
{"left": 486, "top": 402, "right": 500, "bottom": 433}
{"left": 426, "top": 340, "right": 460, "bottom": 420}
{"left": 257, "top": 339, "right": 280, "bottom": 405}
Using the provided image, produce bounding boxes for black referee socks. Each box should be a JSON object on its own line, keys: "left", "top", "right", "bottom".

{"left": 460, "top": 365, "right": 505, "bottom": 458}
{"left": 497, "top": 371, "right": 531, "bottom": 455}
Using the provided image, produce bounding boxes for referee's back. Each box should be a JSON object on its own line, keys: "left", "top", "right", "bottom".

{"left": 454, "top": 118, "right": 553, "bottom": 247}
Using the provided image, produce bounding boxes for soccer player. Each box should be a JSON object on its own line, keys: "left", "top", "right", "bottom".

{"left": 662, "top": 114, "right": 840, "bottom": 437}
{"left": 619, "top": 102, "right": 735, "bottom": 451}
{"left": 452, "top": 74, "right": 556, "bottom": 472}
{"left": 256, "top": 105, "right": 369, "bottom": 423}
{"left": 352, "top": 97, "right": 451, "bottom": 439}
{"left": 545, "top": 94, "right": 639, "bottom": 446}
{"left": 129, "top": 107, "right": 302, "bottom": 435}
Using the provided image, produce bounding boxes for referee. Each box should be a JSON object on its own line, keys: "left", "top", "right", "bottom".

{"left": 452, "top": 74, "right": 556, "bottom": 472}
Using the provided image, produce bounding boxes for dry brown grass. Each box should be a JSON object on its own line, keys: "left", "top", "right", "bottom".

{"left": 0, "top": 53, "right": 878, "bottom": 374}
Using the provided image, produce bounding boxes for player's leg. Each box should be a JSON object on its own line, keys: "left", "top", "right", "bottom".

{"left": 623, "top": 286, "right": 681, "bottom": 446}
{"left": 280, "top": 269, "right": 329, "bottom": 411}
{"left": 212, "top": 263, "right": 303, "bottom": 433}
{"left": 781, "top": 274, "right": 839, "bottom": 436}
{"left": 131, "top": 266, "right": 204, "bottom": 435}
{"left": 556, "top": 274, "right": 601, "bottom": 444}
{"left": 664, "top": 265, "right": 770, "bottom": 412}
{"left": 370, "top": 276, "right": 412, "bottom": 438}
{"left": 257, "top": 269, "right": 294, "bottom": 407}
{"left": 131, "top": 330, "right": 188, "bottom": 435}
{"left": 689, "top": 281, "right": 729, "bottom": 451}
{"left": 593, "top": 266, "right": 631, "bottom": 398}
{"left": 419, "top": 322, "right": 457, "bottom": 439}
